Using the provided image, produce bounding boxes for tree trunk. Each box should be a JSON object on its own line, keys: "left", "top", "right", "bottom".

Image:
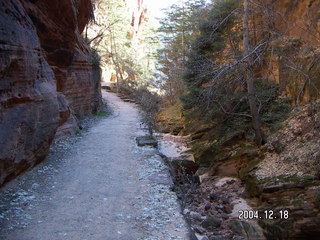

{"left": 110, "top": 31, "right": 124, "bottom": 93}
{"left": 243, "top": 0, "right": 266, "bottom": 146}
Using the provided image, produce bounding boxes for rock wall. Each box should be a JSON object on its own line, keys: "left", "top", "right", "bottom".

{"left": 274, "top": 0, "right": 320, "bottom": 47}
{"left": 253, "top": 0, "right": 320, "bottom": 104}
{"left": 251, "top": 101, "right": 320, "bottom": 239}
{"left": 126, "top": 0, "right": 148, "bottom": 42}
{"left": 0, "top": 0, "right": 101, "bottom": 186}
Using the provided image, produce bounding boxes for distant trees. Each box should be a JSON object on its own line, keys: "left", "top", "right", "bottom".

{"left": 157, "top": 0, "right": 207, "bottom": 104}
{"left": 85, "top": 0, "right": 159, "bottom": 91}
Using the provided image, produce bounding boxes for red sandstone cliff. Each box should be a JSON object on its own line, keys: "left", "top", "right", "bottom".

{"left": 253, "top": 0, "right": 320, "bottom": 104}
{"left": 0, "top": 0, "right": 101, "bottom": 185}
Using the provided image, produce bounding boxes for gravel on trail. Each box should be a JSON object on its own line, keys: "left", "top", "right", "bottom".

{"left": 0, "top": 91, "right": 190, "bottom": 240}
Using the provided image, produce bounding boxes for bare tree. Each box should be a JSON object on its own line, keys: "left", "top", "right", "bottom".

{"left": 243, "top": 0, "right": 265, "bottom": 145}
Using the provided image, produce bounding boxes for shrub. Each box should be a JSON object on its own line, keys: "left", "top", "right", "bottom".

{"left": 133, "top": 88, "right": 160, "bottom": 135}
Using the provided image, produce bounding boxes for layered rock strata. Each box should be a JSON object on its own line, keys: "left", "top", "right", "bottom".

{"left": 0, "top": 0, "right": 101, "bottom": 186}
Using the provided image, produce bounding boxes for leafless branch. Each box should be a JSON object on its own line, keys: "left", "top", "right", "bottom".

{"left": 282, "top": 55, "right": 320, "bottom": 104}
{"left": 209, "top": 8, "right": 241, "bottom": 40}
{"left": 208, "top": 41, "right": 269, "bottom": 86}
{"left": 212, "top": 100, "right": 252, "bottom": 118}
{"left": 88, "top": 33, "right": 104, "bottom": 44}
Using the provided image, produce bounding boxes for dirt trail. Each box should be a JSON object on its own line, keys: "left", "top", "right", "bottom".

{"left": 0, "top": 92, "right": 190, "bottom": 240}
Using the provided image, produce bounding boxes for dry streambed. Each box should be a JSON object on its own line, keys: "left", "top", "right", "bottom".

{"left": 157, "top": 134, "right": 265, "bottom": 240}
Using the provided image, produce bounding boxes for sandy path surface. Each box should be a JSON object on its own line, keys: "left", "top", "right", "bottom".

{"left": 0, "top": 92, "right": 190, "bottom": 240}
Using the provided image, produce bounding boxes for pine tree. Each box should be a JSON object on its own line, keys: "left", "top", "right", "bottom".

{"left": 182, "top": 0, "right": 242, "bottom": 113}
{"left": 243, "top": 0, "right": 265, "bottom": 145}
{"left": 157, "top": 0, "right": 207, "bottom": 104}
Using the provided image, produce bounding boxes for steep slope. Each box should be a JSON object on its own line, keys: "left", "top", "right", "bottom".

{"left": 250, "top": 101, "right": 320, "bottom": 239}
{"left": 0, "top": 0, "right": 101, "bottom": 186}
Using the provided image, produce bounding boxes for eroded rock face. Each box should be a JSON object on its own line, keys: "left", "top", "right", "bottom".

{"left": 254, "top": 0, "right": 320, "bottom": 47}
{"left": 253, "top": 0, "right": 320, "bottom": 103}
{"left": 0, "top": 0, "right": 59, "bottom": 185}
{"left": 274, "top": 0, "right": 320, "bottom": 47}
{"left": 0, "top": 0, "right": 101, "bottom": 186}
{"left": 21, "top": 0, "right": 101, "bottom": 117}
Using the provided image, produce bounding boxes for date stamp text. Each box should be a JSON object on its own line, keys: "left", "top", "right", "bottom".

{"left": 238, "top": 209, "right": 289, "bottom": 220}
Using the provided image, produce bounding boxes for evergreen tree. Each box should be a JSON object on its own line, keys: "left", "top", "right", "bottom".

{"left": 182, "top": 0, "right": 243, "bottom": 115}
{"left": 157, "top": 0, "right": 207, "bottom": 104}
{"left": 181, "top": 0, "right": 279, "bottom": 144}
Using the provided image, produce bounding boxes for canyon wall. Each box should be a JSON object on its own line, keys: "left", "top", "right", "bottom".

{"left": 254, "top": 0, "right": 320, "bottom": 104}
{"left": 126, "top": 0, "right": 148, "bottom": 43}
{"left": 0, "top": 0, "right": 101, "bottom": 186}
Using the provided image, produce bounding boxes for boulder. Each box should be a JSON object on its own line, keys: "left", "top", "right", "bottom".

{"left": 170, "top": 158, "right": 199, "bottom": 176}
{"left": 136, "top": 136, "right": 157, "bottom": 148}
{"left": 201, "top": 216, "right": 222, "bottom": 232}
{"left": 229, "top": 220, "right": 265, "bottom": 240}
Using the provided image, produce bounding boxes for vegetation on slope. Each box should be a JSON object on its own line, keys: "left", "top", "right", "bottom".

{"left": 156, "top": 1, "right": 320, "bottom": 238}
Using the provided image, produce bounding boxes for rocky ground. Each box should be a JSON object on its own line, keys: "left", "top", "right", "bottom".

{"left": 157, "top": 99, "right": 320, "bottom": 240}
{"left": 183, "top": 177, "right": 265, "bottom": 240}
{"left": 0, "top": 91, "right": 190, "bottom": 240}
{"left": 255, "top": 101, "right": 320, "bottom": 179}
{"left": 250, "top": 101, "right": 320, "bottom": 239}
{"left": 157, "top": 135, "right": 265, "bottom": 240}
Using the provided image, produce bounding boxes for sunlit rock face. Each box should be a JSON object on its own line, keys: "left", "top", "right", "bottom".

{"left": 126, "top": 0, "right": 148, "bottom": 42}
{"left": 253, "top": 0, "right": 320, "bottom": 46}
{"left": 274, "top": 0, "right": 320, "bottom": 47}
{"left": 0, "top": 0, "right": 101, "bottom": 186}
{"left": 253, "top": 0, "right": 320, "bottom": 103}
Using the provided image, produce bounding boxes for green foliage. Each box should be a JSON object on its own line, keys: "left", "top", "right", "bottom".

{"left": 167, "top": 0, "right": 294, "bottom": 170}
{"left": 91, "top": 111, "right": 109, "bottom": 117}
{"left": 291, "top": 198, "right": 304, "bottom": 206}
{"left": 182, "top": 0, "right": 242, "bottom": 112}
{"left": 76, "top": 129, "right": 83, "bottom": 136}
{"left": 316, "top": 192, "right": 320, "bottom": 205}
{"left": 144, "top": 135, "right": 155, "bottom": 141}
{"left": 157, "top": 0, "right": 207, "bottom": 104}
{"left": 262, "top": 175, "right": 318, "bottom": 189}
{"left": 178, "top": 0, "right": 292, "bottom": 144}
{"left": 245, "top": 176, "right": 261, "bottom": 198}
{"left": 86, "top": 0, "right": 159, "bottom": 89}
